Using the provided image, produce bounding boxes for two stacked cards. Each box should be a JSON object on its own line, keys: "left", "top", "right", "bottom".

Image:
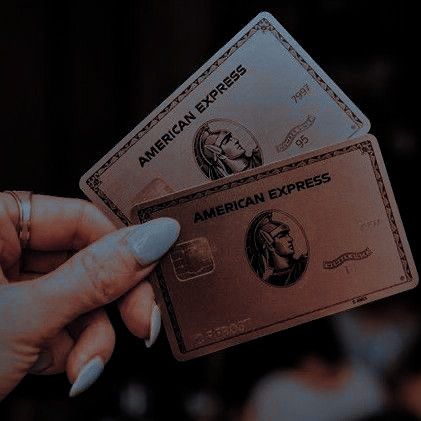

{"left": 80, "top": 12, "right": 417, "bottom": 360}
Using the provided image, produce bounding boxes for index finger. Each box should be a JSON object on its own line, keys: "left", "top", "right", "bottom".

{"left": 2, "top": 193, "right": 116, "bottom": 251}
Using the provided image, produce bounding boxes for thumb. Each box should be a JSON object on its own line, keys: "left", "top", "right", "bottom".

{"left": 29, "top": 217, "right": 179, "bottom": 332}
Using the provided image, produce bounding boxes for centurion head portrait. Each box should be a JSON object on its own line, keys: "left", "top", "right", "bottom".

{"left": 193, "top": 119, "right": 263, "bottom": 180}
{"left": 246, "top": 210, "right": 309, "bottom": 287}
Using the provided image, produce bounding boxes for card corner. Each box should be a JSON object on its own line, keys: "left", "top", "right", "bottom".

{"left": 254, "top": 11, "right": 277, "bottom": 23}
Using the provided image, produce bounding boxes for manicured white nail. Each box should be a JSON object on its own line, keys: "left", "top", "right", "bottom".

{"left": 126, "top": 217, "right": 180, "bottom": 266}
{"left": 69, "top": 356, "right": 104, "bottom": 398}
{"left": 145, "top": 303, "right": 161, "bottom": 348}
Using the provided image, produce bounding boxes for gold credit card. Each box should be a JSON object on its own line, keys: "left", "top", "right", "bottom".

{"left": 80, "top": 11, "right": 370, "bottom": 226}
{"left": 134, "top": 135, "right": 418, "bottom": 361}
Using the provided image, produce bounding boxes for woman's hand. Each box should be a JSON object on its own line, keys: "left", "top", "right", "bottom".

{"left": 0, "top": 193, "right": 179, "bottom": 400}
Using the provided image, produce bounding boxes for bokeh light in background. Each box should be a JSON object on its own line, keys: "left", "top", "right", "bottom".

{"left": 1, "top": 1, "right": 420, "bottom": 420}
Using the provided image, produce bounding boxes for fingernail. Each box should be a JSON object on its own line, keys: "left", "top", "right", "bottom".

{"left": 126, "top": 217, "right": 180, "bottom": 266}
{"left": 30, "top": 351, "right": 53, "bottom": 373}
{"left": 69, "top": 356, "right": 104, "bottom": 398}
{"left": 145, "top": 303, "right": 161, "bottom": 348}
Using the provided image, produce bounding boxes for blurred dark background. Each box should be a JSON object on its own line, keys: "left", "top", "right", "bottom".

{"left": 1, "top": 1, "right": 420, "bottom": 420}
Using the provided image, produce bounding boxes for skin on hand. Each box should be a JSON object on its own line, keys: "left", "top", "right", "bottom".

{"left": 0, "top": 193, "right": 179, "bottom": 400}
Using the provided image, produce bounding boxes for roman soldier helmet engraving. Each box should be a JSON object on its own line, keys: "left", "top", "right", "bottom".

{"left": 246, "top": 210, "right": 308, "bottom": 287}
{"left": 193, "top": 119, "right": 263, "bottom": 180}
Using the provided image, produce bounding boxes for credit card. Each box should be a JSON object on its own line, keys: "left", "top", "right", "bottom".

{"left": 134, "top": 135, "right": 417, "bottom": 360}
{"left": 80, "top": 11, "right": 370, "bottom": 226}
